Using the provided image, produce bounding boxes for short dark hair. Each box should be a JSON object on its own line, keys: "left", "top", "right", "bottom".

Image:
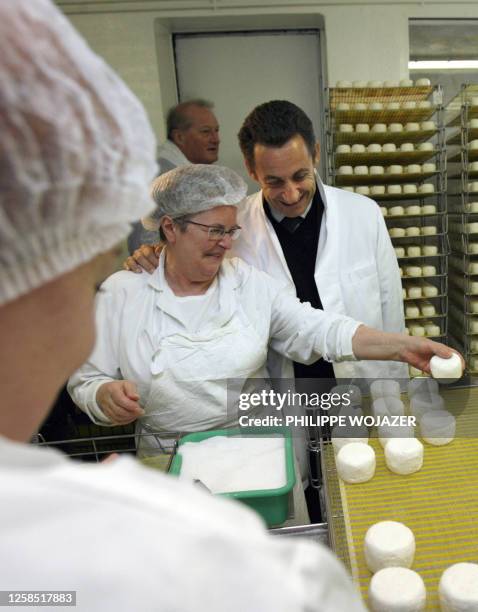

{"left": 237, "top": 100, "right": 316, "bottom": 169}
{"left": 167, "top": 99, "right": 214, "bottom": 140}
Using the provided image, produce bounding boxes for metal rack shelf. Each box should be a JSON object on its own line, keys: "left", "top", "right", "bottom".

{"left": 336, "top": 171, "right": 437, "bottom": 186}
{"left": 447, "top": 87, "right": 478, "bottom": 375}
{"left": 335, "top": 150, "right": 437, "bottom": 166}
{"left": 325, "top": 84, "right": 448, "bottom": 369}
{"left": 334, "top": 129, "right": 437, "bottom": 146}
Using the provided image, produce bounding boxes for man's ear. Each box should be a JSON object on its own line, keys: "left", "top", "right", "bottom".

{"left": 314, "top": 141, "right": 320, "bottom": 167}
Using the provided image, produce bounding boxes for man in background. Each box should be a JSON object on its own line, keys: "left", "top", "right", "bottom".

{"left": 128, "top": 99, "right": 220, "bottom": 252}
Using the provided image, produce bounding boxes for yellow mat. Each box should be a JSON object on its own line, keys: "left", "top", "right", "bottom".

{"left": 324, "top": 387, "right": 478, "bottom": 611}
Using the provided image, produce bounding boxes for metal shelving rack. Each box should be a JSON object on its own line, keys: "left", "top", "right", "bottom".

{"left": 324, "top": 84, "right": 448, "bottom": 375}
{"left": 446, "top": 84, "right": 478, "bottom": 378}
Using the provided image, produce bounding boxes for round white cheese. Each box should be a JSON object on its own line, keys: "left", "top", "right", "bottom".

{"left": 370, "top": 379, "right": 401, "bottom": 401}
{"left": 390, "top": 206, "right": 405, "bottom": 216}
{"left": 368, "top": 143, "right": 382, "bottom": 152}
{"left": 415, "top": 78, "right": 431, "bottom": 86}
{"left": 331, "top": 424, "right": 369, "bottom": 453}
{"left": 387, "top": 102, "right": 400, "bottom": 110}
{"left": 372, "top": 123, "right": 387, "bottom": 133}
{"left": 419, "top": 183, "right": 435, "bottom": 194}
{"left": 418, "top": 142, "right": 433, "bottom": 151}
{"left": 439, "top": 563, "right": 478, "bottom": 612}
{"left": 421, "top": 265, "right": 436, "bottom": 276}
{"left": 407, "top": 246, "right": 421, "bottom": 257}
{"left": 354, "top": 165, "right": 369, "bottom": 175}
{"left": 336, "top": 442, "right": 375, "bottom": 483}
{"left": 388, "top": 184, "right": 402, "bottom": 194}
{"left": 420, "top": 409, "right": 456, "bottom": 446}
{"left": 403, "top": 184, "right": 418, "bottom": 194}
{"left": 402, "top": 101, "right": 417, "bottom": 110}
{"left": 408, "top": 286, "right": 423, "bottom": 298}
{"left": 378, "top": 424, "right": 415, "bottom": 448}
{"left": 408, "top": 377, "right": 439, "bottom": 400}
{"left": 356, "top": 122, "right": 370, "bottom": 132}
{"left": 410, "top": 391, "right": 445, "bottom": 420}
{"left": 401, "top": 142, "right": 415, "bottom": 152}
{"left": 372, "top": 396, "right": 405, "bottom": 418}
{"left": 406, "top": 227, "right": 421, "bottom": 237}
{"left": 336, "top": 144, "right": 351, "bottom": 153}
{"left": 369, "top": 567, "right": 426, "bottom": 612}
{"left": 351, "top": 143, "right": 366, "bottom": 153}
{"left": 385, "top": 438, "right": 424, "bottom": 475}
{"left": 364, "top": 520, "right": 415, "bottom": 573}
{"left": 421, "top": 226, "right": 437, "bottom": 236}
{"left": 338, "top": 165, "right": 353, "bottom": 175}
{"left": 422, "top": 283, "right": 438, "bottom": 297}
{"left": 421, "top": 204, "right": 437, "bottom": 214}
{"left": 336, "top": 80, "right": 352, "bottom": 88}
{"left": 339, "top": 123, "right": 353, "bottom": 133}
{"left": 383, "top": 143, "right": 397, "bottom": 152}
{"left": 430, "top": 353, "right": 463, "bottom": 383}
{"left": 390, "top": 227, "right": 406, "bottom": 237}
{"left": 422, "top": 245, "right": 438, "bottom": 256}
{"left": 407, "top": 164, "right": 422, "bottom": 174}
{"left": 356, "top": 186, "right": 370, "bottom": 196}
{"left": 390, "top": 123, "right": 404, "bottom": 132}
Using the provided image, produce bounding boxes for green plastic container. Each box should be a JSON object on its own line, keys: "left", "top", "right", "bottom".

{"left": 169, "top": 427, "right": 295, "bottom": 527}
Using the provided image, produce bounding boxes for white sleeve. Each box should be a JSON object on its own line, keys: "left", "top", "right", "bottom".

{"left": 375, "top": 206, "right": 406, "bottom": 334}
{"left": 67, "top": 286, "right": 124, "bottom": 426}
{"left": 264, "top": 274, "right": 362, "bottom": 364}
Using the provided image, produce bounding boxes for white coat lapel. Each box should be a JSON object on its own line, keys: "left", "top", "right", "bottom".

{"left": 314, "top": 180, "right": 345, "bottom": 314}
{"left": 234, "top": 191, "right": 293, "bottom": 284}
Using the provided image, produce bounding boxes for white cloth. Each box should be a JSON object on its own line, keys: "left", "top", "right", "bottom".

{"left": 128, "top": 140, "right": 191, "bottom": 252}
{"left": 68, "top": 252, "right": 360, "bottom": 432}
{"left": 232, "top": 177, "right": 408, "bottom": 383}
{"left": 0, "top": 435, "right": 366, "bottom": 612}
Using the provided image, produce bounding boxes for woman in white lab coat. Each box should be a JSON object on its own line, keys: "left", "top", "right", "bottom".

{"left": 69, "top": 164, "right": 456, "bottom": 440}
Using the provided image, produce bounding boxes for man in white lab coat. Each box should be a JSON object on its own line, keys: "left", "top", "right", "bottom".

{"left": 127, "top": 99, "right": 220, "bottom": 252}
{"left": 235, "top": 100, "right": 407, "bottom": 384}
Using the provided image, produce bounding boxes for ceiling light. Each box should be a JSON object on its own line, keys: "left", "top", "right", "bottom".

{"left": 409, "top": 60, "right": 478, "bottom": 70}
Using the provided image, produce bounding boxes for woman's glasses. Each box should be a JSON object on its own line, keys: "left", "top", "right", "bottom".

{"left": 181, "top": 220, "right": 242, "bottom": 241}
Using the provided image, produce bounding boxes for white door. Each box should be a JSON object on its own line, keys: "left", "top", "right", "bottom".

{"left": 174, "top": 30, "right": 324, "bottom": 190}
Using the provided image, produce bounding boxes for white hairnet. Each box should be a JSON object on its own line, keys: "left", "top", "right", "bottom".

{"left": 143, "top": 165, "right": 247, "bottom": 230}
{"left": 0, "top": 0, "right": 157, "bottom": 306}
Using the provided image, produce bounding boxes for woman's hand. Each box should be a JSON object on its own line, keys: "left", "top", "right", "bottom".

{"left": 352, "top": 325, "right": 465, "bottom": 374}
{"left": 96, "top": 380, "right": 144, "bottom": 425}
{"left": 123, "top": 243, "right": 162, "bottom": 274}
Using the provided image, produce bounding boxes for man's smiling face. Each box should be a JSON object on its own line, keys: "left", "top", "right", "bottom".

{"left": 248, "top": 134, "right": 317, "bottom": 218}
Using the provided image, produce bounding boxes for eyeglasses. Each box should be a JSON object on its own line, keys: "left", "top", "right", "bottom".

{"left": 181, "top": 220, "right": 242, "bottom": 241}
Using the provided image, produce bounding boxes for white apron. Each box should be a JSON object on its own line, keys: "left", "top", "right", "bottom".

{"left": 138, "top": 271, "right": 269, "bottom": 453}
